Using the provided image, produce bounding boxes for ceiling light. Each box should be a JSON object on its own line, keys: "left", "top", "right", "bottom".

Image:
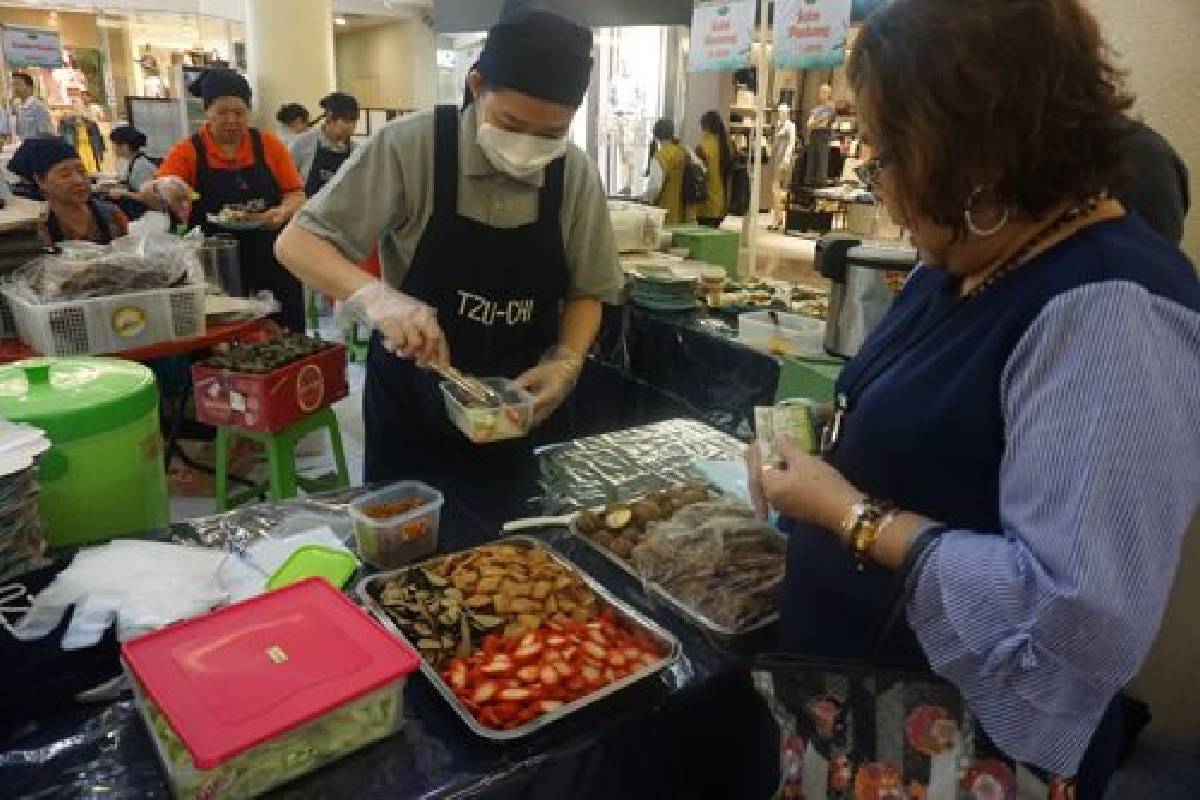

{"left": 334, "top": 16, "right": 347, "bottom": 26}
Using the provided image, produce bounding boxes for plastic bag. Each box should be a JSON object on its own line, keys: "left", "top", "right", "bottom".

{"left": 630, "top": 499, "right": 786, "bottom": 632}
{"left": 9, "top": 229, "right": 204, "bottom": 303}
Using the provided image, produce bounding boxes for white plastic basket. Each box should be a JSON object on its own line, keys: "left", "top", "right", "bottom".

{"left": 1, "top": 284, "right": 207, "bottom": 356}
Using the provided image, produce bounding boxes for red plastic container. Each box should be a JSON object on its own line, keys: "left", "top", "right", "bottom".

{"left": 191, "top": 344, "right": 348, "bottom": 433}
{"left": 122, "top": 578, "right": 419, "bottom": 799}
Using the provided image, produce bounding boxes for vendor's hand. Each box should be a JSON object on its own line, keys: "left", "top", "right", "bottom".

{"left": 344, "top": 279, "right": 448, "bottom": 365}
{"left": 151, "top": 176, "right": 194, "bottom": 219}
{"left": 745, "top": 436, "right": 862, "bottom": 532}
{"left": 107, "top": 187, "right": 129, "bottom": 200}
{"left": 261, "top": 205, "right": 292, "bottom": 228}
{"left": 514, "top": 346, "right": 584, "bottom": 425}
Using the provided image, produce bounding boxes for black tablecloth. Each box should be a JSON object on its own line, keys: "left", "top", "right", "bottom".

{"left": 0, "top": 391, "right": 780, "bottom": 799}
{"left": 594, "top": 303, "right": 780, "bottom": 438}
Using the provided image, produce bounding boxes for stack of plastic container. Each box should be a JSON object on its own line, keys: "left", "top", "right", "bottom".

{"left": 0, "top": 419, "right": 50, "bottom": 581}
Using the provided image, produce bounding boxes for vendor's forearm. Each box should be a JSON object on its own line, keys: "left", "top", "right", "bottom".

{"left": 275, "top": 221, "right": 374, "bottom": 300}
{"left": 557, "top": 296, "right": 602, "bottom": 357}
{"left": 279, "top": 190, "right": 305, "bottom": 219}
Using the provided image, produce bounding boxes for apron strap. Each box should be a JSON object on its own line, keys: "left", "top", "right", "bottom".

{"left": 89, "top": 200, "right": 115, "bottom": 244}
{"left": 538, "top": 156, "right": 566, "bottom": 224}
{"left": 44, "top": 209, "right": 63, "bottom": 243}
{"left": 191, "top": 132, "right": 209, "bottom": 185}
{"left": 248, "top": 128, "right": 267, "bottom": 167}
{"left": 433, "top": 105, "right": 459, "bottom": 220}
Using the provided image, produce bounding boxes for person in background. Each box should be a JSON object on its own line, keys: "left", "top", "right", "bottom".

{"left": 144, "top": 69, "right": 307, "bottom": 330}
{"left": 643, "top": 118, "right": 694, "bottom": 224}
{"left": 107, "top": 125, "right": 156, "bottom": 219}
{"left": 746, "top": 1, "right": 1199, "bottom": 798}
{"left": 10, "top": 137, "right": 128, "bottom": 247}
{"left": 275, "top": 103, "right": 311, "bottom": 147}
{"left": 8, "top": 73, "right": 54, "bottom": 141}
{"left": 694, "top": 111, "right": 733, "bottom": 228}
{"left": 275, "top": 7, "right": 620, "bottom": 481}
{"left": 1119, "top": 118, "right": 1190, "bottom": 245}
{"left": 58, "top": 105, "right": 105, "bottom": 175}
{"left": 79, "top": 90, "right": 107, "bottom": 123}
{"left": 290, "top": 91, "right": 360, "bottom": 197}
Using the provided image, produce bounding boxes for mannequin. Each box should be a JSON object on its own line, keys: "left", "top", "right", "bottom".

{"left": 771, "top": 103, "right": 797, "bottom": 230}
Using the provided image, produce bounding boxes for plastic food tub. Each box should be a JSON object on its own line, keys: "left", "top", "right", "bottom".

{"left": 440, "top": 378, "right": 535, "bottom": 445}
{"left": 738, "top": 310, "right": 827, "bottom": 358}
{"left": 121, "top": 578, "right": 419, "bottom": 800}
{"left": 348, "top": 481, "right": 444, "bottom": 569}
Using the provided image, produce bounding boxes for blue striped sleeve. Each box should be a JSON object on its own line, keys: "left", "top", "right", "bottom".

{"left": 905, "top": 280, "right": 1200, "bottom": 776}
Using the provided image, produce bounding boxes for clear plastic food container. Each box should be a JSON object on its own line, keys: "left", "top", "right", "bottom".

{"left": 439, "top": 378, "right": 535, "bottom": 445}
{"left": 738, "top": 310, "right": 827, "bottom": 358}
{"left": 348, "top": 481, "right": 444, "bottom": 569}
{"left": 121, "top": 578, "right": 419, "bottom": 800}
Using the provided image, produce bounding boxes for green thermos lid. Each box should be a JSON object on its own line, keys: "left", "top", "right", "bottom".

{"left": 0, "top": 358, "right": 158, "bottom": 444}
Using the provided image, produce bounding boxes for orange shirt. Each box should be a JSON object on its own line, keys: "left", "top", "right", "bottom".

{"left": 156, "top": 124, "right": 304, "bottom": 194}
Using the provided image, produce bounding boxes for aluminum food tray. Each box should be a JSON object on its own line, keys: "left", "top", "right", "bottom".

{"left": 356, "top": 535, "right": 682, "bottom": 742}
{"left": 567, "top": 499, "right": 784, "bottom": 639}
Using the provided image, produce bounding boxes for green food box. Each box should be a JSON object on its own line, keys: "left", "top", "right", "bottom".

{"left": 671, "top": 227, "right": 740, "bottom": 279}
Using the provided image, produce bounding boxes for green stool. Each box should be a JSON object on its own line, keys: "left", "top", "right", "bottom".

{"left": 214, "top": 406, "right": 351, "bottom": 511}
{"left": 345, "top": 321, "right": 371, "bottom": 363}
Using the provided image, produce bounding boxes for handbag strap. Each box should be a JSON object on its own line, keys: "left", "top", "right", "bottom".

{"left": 865, "top": 524, "right": 944, "bottom": 664}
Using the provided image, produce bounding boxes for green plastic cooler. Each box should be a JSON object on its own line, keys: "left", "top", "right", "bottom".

{"left": 670, "top": 226, "right": 740, "bottom": 278}
{"left": 0, "top": 358, "right": 169, "bottom": 547}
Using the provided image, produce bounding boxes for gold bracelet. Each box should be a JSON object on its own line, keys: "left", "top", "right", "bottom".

{"left": 839, "top": 498, "right": 895, "bottom": 570}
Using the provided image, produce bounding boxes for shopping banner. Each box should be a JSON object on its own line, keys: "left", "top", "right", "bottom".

{"left": 2, "top": 25, "right": 64, "bottom": 69}
{"left": 688, "top": 1, "right": 755, "bottom": 73}
{"left": 774, "top": 0, "right": 853, "bottom": 70}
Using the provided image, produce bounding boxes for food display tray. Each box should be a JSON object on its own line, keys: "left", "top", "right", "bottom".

{"left": 356, "top": 536, "right": 682, "bottom": 742}
{"left": 568, "top": 497, "right": 784, "bottom": 640}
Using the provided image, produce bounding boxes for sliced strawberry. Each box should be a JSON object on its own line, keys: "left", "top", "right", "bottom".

{"left": 514, "top": 703, "right": 542, "bottom": 725}
{"left": 553, "top": 660, "right": 573, "bottom": 678}
{"left": 566, "top": 676, "right": 587, "bottom": 693}
{"left": 607, "top": 650, "right": 627, "bottom": 668}
{"left": 479, "top": 706, "right": 502, "bottom": 728}
{"left": 480, "top": 655, "right": 514, "bottom": 676}
{"left": 540, "top": 665, "right": 560, "bottom": 685}
{"left": 587, "top": 628, "right": 608, "bottom": 646}
{"left": 583, "top": 642, "right": 606, "bottom": 660}
{"left": 447, "top": 660, "right": 469, "bottom": 690}
{"left": 561, "top": 646, "right": 577, "bottom": 661}
{"left": 499, "top": 687, "right": 534, "bottom": 702}
{"left": 473, "top": 681, "right": 498, "bottom": 704}
{"left": 514, "top": 641, "right": 543, "bottom": 662}
{"left": 604, "top": 668, "right": 616, "bottom": 683}
{"left": 639, "top": 653, "right": 659, "bottom": 667}
{"left": 539, "top": 700, "right": 564, "bottom": 713}
{"left": 581, "top": 665, "right": 602, "bottom": 684}
{"left": 622, "top": 647, "right": 641, "bottom": 661}
{"left": 517, "top": 665, "right": 540, "bottom": 682}
{"left": 545, "top": 634, "right": 567, "bottom": 647}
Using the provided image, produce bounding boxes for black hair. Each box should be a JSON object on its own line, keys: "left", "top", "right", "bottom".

{"left": 652, "top": 118, "right": 677, "bottom": 142}
{"left": 317, "top": 92, "right": 359, "bottom": 123}
{"left": 700, "top": 111, "right": 734, "bottom": 184}
{"left": 11, "top": 72, "right": 33, "bottom": 89}
{"left": 276, "top": 103, "right": 309, "bottom": 125}
{"left": 110, "top": 125, "right": 148, "bottom": 151}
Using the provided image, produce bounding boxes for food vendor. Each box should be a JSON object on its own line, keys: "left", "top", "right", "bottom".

{"left": 290, "top": 91, "right": 360, "bottom": 197}
{"left": 746, "top": 0, "right": 1199, "bottom": 797}
{"left": 107, "top": 125, "right": 156, "bottom": 218}
{"left": 143, "top": 69, "right": 307, "bottom": 331}
{"left": 276, "top": 8, "right": 620, "bottom": 480}
{"left": 9, "top": 136, "right": 129, "bottom": 247}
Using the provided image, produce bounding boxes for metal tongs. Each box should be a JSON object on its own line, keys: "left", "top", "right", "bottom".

{"left": 430, "top": 363, "right": 504, "bottom": 406}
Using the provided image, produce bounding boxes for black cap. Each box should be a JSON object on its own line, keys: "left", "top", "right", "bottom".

{"left": 188, "top": 68, "right": 252, "bottom": 108}
{"left": 319, "top": 91, "right": 359, "bottom": 119}
{"left": 109, "top": 124, "right": 147, "bottom": 149}
{"left": 9, "top": 136, "right": 80, "bottom": 180}
{"left": 476, "top": 8, "right": 593, "bottom": 107}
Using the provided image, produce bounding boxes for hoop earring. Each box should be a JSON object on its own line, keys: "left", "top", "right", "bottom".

{"left": 964, "top": 185, "right": 1010, "bottom": 237}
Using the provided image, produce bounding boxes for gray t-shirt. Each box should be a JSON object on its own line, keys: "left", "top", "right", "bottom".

{"left": 126, "top": 154, "right": 157, "bottom": 192}
{"left": 296, "top": 105, "right": 621, "bottom": 302}
{"left": 290, "top": 126, "right": 354, "bottom": 187}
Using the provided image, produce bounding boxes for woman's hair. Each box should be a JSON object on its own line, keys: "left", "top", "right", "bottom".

{"left": 276, "top": 103, "right": 309, "bottom": 125}
{"left": 848, "top": 0, "right": 1133, "bottom": 235}
{"left": 652, "top": 118, "right": 677, "bottom": 143}
{"left": 700, "top": 110, "right": 734, "bottom": 182}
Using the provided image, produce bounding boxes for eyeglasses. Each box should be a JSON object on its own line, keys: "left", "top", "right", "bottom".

{"left": 856, "top": 152, "right": 894, "bottom": 192}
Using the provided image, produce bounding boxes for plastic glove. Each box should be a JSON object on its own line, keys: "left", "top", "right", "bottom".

{"left": 343, "top": 279, "right": 448, "bottom": 365}
{"left": 149, "top": 175, "right": 195, "bottom": 220}
{"left": 10, "top": 540, "right": 227, "bottom": 650}
{"left": 513, "top": 345, "right": 584, "bottom": 425}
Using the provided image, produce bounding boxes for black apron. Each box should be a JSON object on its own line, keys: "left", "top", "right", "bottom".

{"left": 363, "top": 105, "right": 569, "bottom": 481}
{"left": 45, "top": 199, "right": 116, "bottom": 245}
{"left": 303, "top": 137, "right": 352, "bottom": 197}
{"left": 189, "top": 129, "right": 305, "bottom": 331}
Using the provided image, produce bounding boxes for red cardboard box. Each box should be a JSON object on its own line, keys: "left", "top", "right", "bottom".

{"left": 192, "top": 344, "right": 348, "bottom": 433}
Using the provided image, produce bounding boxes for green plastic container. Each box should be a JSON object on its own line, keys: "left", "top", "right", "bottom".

{"left": 671, "top": 226, "right": 740, "bottom": 278}
{"left": 776, "top": 356, "right": 845, "bottom": 404}
{"left": 0, "top": 358, "right": 169, "bottom": 547}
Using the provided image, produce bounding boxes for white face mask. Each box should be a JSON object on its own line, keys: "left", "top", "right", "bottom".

{"left": 477, "top": 121, "right": 567, "bottom": 179}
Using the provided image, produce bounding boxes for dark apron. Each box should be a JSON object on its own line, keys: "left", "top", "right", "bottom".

{"left": 363, "top": 105, "right": 569, "bottom": 481}
{"left": 189, "top": 129, "right": 305, "bottom": 331}
{"left": 303, "top": 140, "right": 351, "bottom": 197}
{"left": 45, "top": 199, "right": 116, "bottom": 245}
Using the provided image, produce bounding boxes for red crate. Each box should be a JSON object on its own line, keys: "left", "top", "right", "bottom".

{"left": 191, "top": 343, "right": 348, "bottom": 433}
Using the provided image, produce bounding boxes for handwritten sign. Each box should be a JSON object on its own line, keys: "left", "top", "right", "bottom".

{"left": 774, "top": 0, "right": 852, "bottom": 70}
{"left": 689, "top": 1, "right": 755, "bottom": 73}
{"left": 2, "top": 26, "right": 64, "bottom": 69}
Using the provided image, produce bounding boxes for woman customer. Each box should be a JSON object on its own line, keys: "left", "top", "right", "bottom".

{"left": 694, "top": 111, "right": 733, "bottom": 228}
{"left": 275, "top": 103, "right": 310, "bottom": 146}
{"left": 290, "top": 91, "right": 360, "bottom": 197}
{"left": 642, "top": 118, "right": 694, "bottom": 224}
{"left": 746, "top": 1, "right": 1199, "bottom": 797}
{"left": 10, "top": 137, "right": 128, "bottom": 247}
{"left": 107, "top": 125, "right": 156, "bottom": 218}
{"left": 144, "top": 69, "right": 307, "bottom": 330}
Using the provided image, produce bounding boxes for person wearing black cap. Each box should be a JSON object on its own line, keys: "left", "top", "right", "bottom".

{"left": 276, "top": 7, "right": 619, "bottom": 481}
{"left": 290, "top": 92, "right": 360, "bottom": 197}
{"left": 107, "top": 125, "right": 156, "bottom": 219}
{"left": 10, "top": 137, "right": 128, "bottom": 247}
{"left": 142, "top": 68, "right": 307, "bottom": 330}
